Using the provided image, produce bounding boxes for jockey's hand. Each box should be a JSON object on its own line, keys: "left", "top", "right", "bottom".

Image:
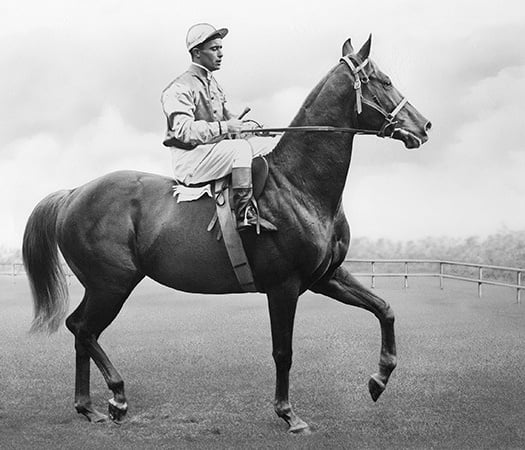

{"left": 239, "top": 120, "right": 260, "bottom": 139}
{"left": 226, "top": 118, "right": 244, "bottom": 134}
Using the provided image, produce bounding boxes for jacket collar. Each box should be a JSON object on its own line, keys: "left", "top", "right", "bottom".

{"left": 189, "top": 63, "right": 213, "bottom": 81}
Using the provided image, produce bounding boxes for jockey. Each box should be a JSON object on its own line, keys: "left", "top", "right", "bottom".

{"left": 161, "top": 23, "right": 278, "bottom": 232}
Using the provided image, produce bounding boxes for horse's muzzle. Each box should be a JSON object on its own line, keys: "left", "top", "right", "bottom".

{"left": 392, "top": 128, "right": 425, "bottom": 150}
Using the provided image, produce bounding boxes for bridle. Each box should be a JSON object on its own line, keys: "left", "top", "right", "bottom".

{"left": 339, "top": 55, "right": 409, "bottom": 138}
{"left": 241, "top": 55, "right": 410, "bottom": 139}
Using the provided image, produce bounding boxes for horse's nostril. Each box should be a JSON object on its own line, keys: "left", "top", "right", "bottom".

{"left": 425, "top": 121, "right": 432, "bottom": 132}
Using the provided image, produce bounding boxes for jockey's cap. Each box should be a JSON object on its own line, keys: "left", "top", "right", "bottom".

{"left": 186, "top": 23, "right": 228, "bottom": 51}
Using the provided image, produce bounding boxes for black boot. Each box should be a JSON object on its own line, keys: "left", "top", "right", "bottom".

{"left": 232, "top": 167, "right": 277, "bottom": 233}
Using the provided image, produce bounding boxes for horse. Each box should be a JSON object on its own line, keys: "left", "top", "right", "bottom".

{"left": 22, "top": 35, "right": 431, "bottom": 433}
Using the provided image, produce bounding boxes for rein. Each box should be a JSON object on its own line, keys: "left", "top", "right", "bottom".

{"left": 239, "top": 125, "right": 380, "bottom": 136}
{"left": 241, "top": 55, "right": 410, "bottom": 139}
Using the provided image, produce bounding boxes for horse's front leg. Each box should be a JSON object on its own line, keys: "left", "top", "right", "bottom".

{"left": 310, "top": 266, "right": 397, "bottom": 401}
{"left": 266, "top": 286, "right": 310, "bottom": 433}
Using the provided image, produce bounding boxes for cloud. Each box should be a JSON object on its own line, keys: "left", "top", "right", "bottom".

{"left": 0, "top": 27, "right": 172, "bottom": 150}
{"left": 344, "top": 157, "right": 525, "bottom": 241}
{"left": 229, "top": 86, "right": 310, "bottom": 127}
{"left": 1, "top": 105, "right": 169, "bottom": 248}
{"left": 454, "top": 64, "right": 525, "bottom": 163}
{"left": 2, "top": 0, "right": 525, "bottom": 248}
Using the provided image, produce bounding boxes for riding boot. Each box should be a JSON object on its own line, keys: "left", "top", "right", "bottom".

{"left": 232, "top": 167, "right": 277, "bottom": 233}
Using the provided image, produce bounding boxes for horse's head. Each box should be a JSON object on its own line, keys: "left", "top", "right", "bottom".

{"left": 341, "top": 35, "right": 431, "bottom": 149}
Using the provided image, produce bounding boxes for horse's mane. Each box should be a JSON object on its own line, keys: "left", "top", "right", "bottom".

{"left": 268, "top": 66, "right": 340, "bottom": 160}
{"left": 291, "top": 66, "right": 339, "bottom": 127}
{"left": 266, "top": 64, "right": 346, "bottom": 171}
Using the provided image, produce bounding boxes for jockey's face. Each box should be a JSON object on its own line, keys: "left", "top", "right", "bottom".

{"left": 195, "top": 38, "right": 223, "bottom": 72}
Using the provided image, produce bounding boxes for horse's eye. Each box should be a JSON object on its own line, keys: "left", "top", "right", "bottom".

{"left": 383, "top": 79, "right": 392, "bottom": 87}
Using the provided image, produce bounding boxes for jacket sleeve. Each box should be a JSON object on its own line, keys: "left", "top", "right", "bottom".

{"left": 161, "top": 82, "right": 229, "bottom": 147}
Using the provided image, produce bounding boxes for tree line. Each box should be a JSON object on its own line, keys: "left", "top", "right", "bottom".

{"left": 346, "top": 230, "right": 525, "bottom": 282}
{"left": 347, "top": 230, "right": 525, "bottom": 268}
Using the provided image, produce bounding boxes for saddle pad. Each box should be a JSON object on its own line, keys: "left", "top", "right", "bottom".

{"left": 173, "top": 184, "right": 213, "bottom": 202}
{"left": 172, "top": 155, "right": 268, "bottom": 204}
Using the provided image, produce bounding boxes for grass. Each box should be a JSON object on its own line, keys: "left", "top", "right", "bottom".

{"left": 0, "top": 275, "right": 524, "bottom": 449}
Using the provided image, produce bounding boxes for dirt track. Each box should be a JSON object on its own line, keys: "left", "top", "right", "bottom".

{"left": 1, "top": 275, "right": 524, "bottom": 449}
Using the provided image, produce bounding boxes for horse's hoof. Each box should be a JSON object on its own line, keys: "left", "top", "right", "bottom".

{"left": 368, "top": 374, "right": 386, "bottom": 402}
{"left": 76, "top": 403, "right": 109, "bottom": 423}
{"left": 108, "top": 398, "right": 128, "bottom": 423}
{"left": 288, "top": 420, "right": 311, "bottom": 434}
{"left": 90, "top": 411, "right": 110, "bottom": 423}
{"left": 80, "top": 411, "right": 108, "bottom": 423}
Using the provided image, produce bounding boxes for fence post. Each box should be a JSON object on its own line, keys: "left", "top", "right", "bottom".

{"left": 478, "top": 266, "right": 483, "bottom": 298}
{"left": 518, "top": 271, "right": 522, "bottom": 304}
{"left": 371, "top": 261, "right": 376, "bottom": 289}
{"left": 440, "top": 262, "right": 444, "bottom": 290}
{"left": 404, "top": 262, "right": 408, "bottom": 289}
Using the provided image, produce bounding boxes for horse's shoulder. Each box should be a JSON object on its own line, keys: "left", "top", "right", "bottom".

{"left": 333, "top": 208, "right": 349, "bottom": 230}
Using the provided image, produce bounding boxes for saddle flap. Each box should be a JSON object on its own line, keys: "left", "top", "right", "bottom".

{"left": 252, "top": 156, "right": 269, "bottom": 199}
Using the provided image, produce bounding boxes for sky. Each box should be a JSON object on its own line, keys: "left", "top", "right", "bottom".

{"left": 1, "top": 0, "right": 525, "bottom": 249}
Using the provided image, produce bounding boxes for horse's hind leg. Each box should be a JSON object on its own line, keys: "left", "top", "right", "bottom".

{"left": 66, "top": 280, "right": 141, "bottom": 423}
{"left": 65, "top": 298, "right": 107, "bottom": 423}
{"left": 310, "top": 266, "right": 397, "bottom": 401}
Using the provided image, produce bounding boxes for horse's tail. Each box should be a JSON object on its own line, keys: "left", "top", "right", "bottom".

{"left": 22, "top": 190, "right": 71, "bottom": 334}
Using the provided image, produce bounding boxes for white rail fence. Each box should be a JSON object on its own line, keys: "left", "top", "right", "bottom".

{"left": 2, "top": 260, "right": 523, "bottom": 303}
{"left": 344, "top": 259, "right": 523, "bottom": 303}
{"left": 0, "top": 263, "right": 75, "bottom": 278}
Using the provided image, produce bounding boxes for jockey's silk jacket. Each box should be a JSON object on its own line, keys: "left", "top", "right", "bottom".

{"left": 161, "top": 63, "right": 234, "bottom": 149}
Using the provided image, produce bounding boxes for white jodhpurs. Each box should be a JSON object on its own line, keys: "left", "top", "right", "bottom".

{"left": 170, "top": 136, "right": 279, "bottom": 185}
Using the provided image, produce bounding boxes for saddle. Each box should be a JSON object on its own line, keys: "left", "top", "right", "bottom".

{"left": 250, "top": 156, "right": 270, "bottom": 200}
{"left": 173, "top": 156, "right": 269, "bottom": 201}
{"left": 173, "top": 156, "right": 270, "bottom": 293}
{"left": 206, "top": 155, "right": 269, "bottom": 235}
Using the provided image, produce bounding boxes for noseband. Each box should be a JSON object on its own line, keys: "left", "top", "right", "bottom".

{"left": 340, "top": 55, "right": 408, "bottom": 138}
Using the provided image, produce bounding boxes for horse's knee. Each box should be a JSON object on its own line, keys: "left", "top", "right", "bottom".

{"left": 272, "top": 349, "right": 292, "bottom": 370}
{"left": 374, "top": 301, "right": 395, "bottom": 325}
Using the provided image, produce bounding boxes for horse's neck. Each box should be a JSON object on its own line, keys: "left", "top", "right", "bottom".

{"left": 268, "top": 65, "right": 356, "bottom": 214}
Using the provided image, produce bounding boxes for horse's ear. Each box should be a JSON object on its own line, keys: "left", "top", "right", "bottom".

{"left": 342, "top": 38, "right": 354, "bottom": 56}
{"left": 357, "top": 34, "right": 372, "bottom": 59}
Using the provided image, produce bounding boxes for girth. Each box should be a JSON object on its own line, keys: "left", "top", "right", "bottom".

{"left": 207, "top": 178, "right": 257, "bottom": 292}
